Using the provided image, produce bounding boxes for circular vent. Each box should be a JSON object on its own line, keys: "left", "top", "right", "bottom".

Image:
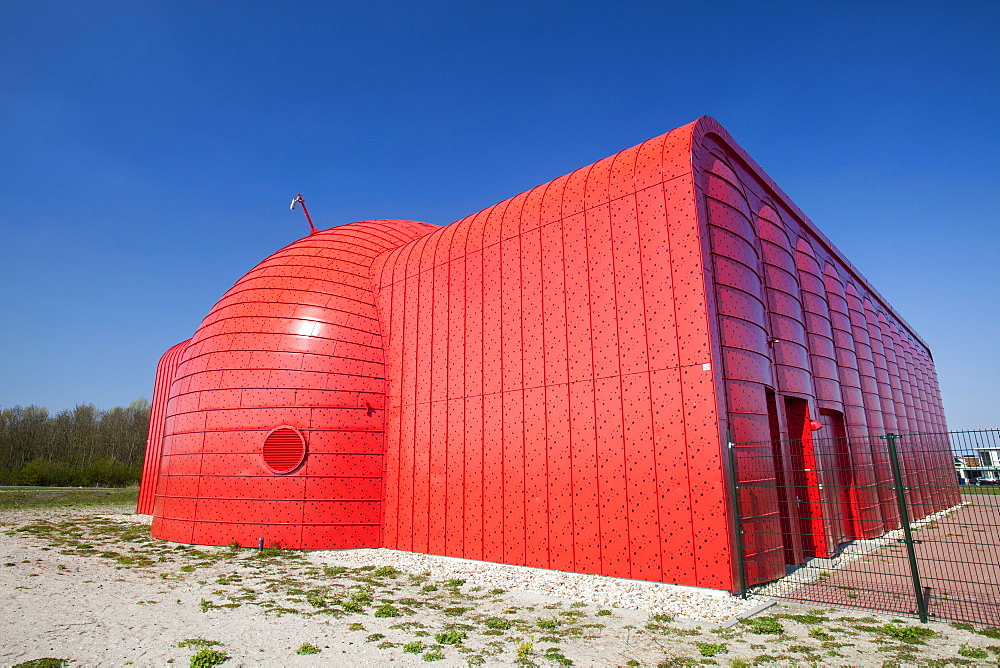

{"left": 262, "top": 426, "right": 306, "bottom": 474}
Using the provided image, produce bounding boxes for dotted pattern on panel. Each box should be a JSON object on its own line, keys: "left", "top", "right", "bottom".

{"left": 149, "top": 220, "right": 435, "bottom": 548}
{"left": 691, "top": 127, "right": 952, "bottom": 586}
{"left": 137, "top": 339, "right": 190, "bottom": 515}
{"left": 371, "top": 119, "right": 732, "bottom": 589}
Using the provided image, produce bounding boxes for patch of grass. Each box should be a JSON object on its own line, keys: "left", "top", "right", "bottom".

{"left": 537, "top": 617, "right": 558, "bottom": 630}
{"left": 421, "top": 584, "right": 438, "bottom": 592}
{"left": 650, "top": 612, "right": 674, "bottom": 623}
{"left": 0, "top": 486, "right": 139, "bottom": 510}
{"left": 366, "top": 633, "right": 385, "bottom": 642}
{"left": 443, "top": 606, "right": 469, "bottom": 616}
{"left": 422, "top": 647, "right": 445, "bottom": 662}
{"left": 189, "top": 649, "right": 228, "bottom": 668}
{"left": 12, "top": 660, "right": 70, "bottom": 668}
{"left": 177, "top": 639, "right": 222, "bottom": 648}
{"left": 445, "top": 578, "right": 466, "bottom": 587}
{"left": 977, "top": 627, "right": 1000, "bottom": 639}
{"left": 324, "top": 566, "right": 347, "bottom": 575}
{"left": 808, "top": 627, "right": 834, "bottom": 641}
{"left": 856, "top": 622, "right": 935, "bottom": 644}
{"left": 695, "top": 643, "right": 726, "bottom": 657}
{"left": 296, "top": 643, "right": 320, "bottom": 655}
{"left": 489, "top": 588, "right": 506, "bottom": 595}
{"left": 374, "top": 603, "right": 399, "bottom": 618}
{"left": 403, "top": 641, "right": 425, "bottom": 654}
{"left": 305, "top": 590, "right": 327, "bottom": 608}
{"left": 373, "top": 566, "right": 399, "bottom": 577}
{"left": 516, "top": 641, "right": 533, "bottom": 659}
{"left": 435, "top": 630, "right": 467, "bottom": 645}
{"left": 959, "top": 644, "right": 988, "bottom": 659}
{"left": 740, "top": 617, "right": 784, "bottom": 634}
{"left": 774, "top": 613, "right": 830, "bottom": 624}
{"left": 347, "top": 622, "right": 366, "bottom": 631}
{"left": 596, "top": 609, "right": 612, "bottom": 616}
{"left": 543, "top": 647, "right": 574, "bottom": 665}
{"left": 483, "top": 617, "right": 511, "bottom": 630}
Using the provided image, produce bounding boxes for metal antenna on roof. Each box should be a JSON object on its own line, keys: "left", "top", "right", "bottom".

{"left": 290, "top": 194, "right": 318, "bottom": 235}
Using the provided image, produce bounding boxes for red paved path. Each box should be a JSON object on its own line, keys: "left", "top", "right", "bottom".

{"left": 784, "top": 493, "right": 1000, "bottom": 626}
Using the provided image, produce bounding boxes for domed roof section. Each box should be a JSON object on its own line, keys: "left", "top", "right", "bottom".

{"left": 151, "top": 219, "right": 436, "bottom": 548}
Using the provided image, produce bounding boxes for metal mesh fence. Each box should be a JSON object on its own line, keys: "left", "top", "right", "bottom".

{"left": 729, "top": 429, "right": 1000, "bottom": 626}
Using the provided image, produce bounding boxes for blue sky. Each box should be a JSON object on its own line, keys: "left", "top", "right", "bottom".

{"left": 1, "top": 1, "right": 997, "bottom": 430}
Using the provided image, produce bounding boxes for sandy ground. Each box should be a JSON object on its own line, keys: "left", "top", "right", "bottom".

{"left": 3, "top": 506, "right": 1000, "bottom": 667}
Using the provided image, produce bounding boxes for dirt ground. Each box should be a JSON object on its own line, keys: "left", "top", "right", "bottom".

{"left": 3, "top": 506, "right": 1000, "bottom": 667}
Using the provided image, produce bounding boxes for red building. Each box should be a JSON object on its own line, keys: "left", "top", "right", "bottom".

{"left": 139, "top": 116, "right": 953, "bottom": 592}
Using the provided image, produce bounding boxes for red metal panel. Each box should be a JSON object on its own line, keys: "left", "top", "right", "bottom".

{"left": 502, "top": 388, "right": 526, "bottom": 566}
{"left": 481, "top": 392, "right": 504, "bottom": 562}
{"left": 524, "top": 385, "right": 548, "bottom": 569}
{"left": 569, "top": 378, "right": 600, "bottom": 575}
{"left": 595, "top": 375, "right": 628, "bottom": 577}
{"left": 463, "top": 395, "right": 484, "bottom": 560}
{"left": 545, "top": 382, "right": 574, "bottom": 573}
{"left": 586, "top": 203, "right": 620, "bottom": 381}
{"left": 621, "top": 372, "right": 660, "bottom": 581}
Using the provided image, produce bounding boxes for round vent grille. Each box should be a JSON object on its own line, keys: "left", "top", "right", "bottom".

{"left": 262, "top": 426, "right": 306, "bottom": 474}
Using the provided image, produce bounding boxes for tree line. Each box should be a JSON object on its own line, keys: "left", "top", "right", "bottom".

{"left": 0, "top": 399, "right": 150, "bottom": 487}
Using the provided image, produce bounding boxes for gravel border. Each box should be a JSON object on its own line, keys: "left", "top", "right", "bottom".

{"left": 309, "top": 547, "right": 766, "bottom": 624}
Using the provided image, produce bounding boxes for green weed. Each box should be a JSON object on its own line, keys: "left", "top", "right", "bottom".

{"left": 740, "top": 617, "right": 784, "bottom": 634}
{"left": 696, "top": 643, "right": 726, "bottom": 657}
{"left": 177, "top": 639, "right": 222, "bottom": 648}
{"left": 374, "top": 603, "right": 399, "bottom": 618}
{"left": 189, "top": 649, "right": 228, "bottom": 668}
{"left": 958, "top": 644, "right": 988, "bottom": 659}
{"left": 296, "top": 643, "right": 320, "bottom": 655}
{"left": 305, "top": 590, "right": 327, "bottom": 608}
{"left": 403, "top": 641, "right": 425, "bottom": 654}
{"left": 422, "top": 647, "right": 445, "bottom": 661}
{"left": 435, "top": 630, "right": 467, "bottom": 645}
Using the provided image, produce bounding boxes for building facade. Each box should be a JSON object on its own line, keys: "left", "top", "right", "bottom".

{"left": 138, "top": 117, "right": 954, "bottom": 592}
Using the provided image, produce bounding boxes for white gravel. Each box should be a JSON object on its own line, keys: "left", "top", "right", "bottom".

{"left": 309, "top": 547, "right": 766, "bottom": 624}
{"left": 112, "top": 512, "right": 767, "bottom": 623}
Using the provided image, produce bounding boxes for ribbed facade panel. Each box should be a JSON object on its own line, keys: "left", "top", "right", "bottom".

{"left": 148, "top": 220, "right": 434, "bottom": 547}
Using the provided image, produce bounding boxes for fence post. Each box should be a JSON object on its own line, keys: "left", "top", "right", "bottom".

{"left": 885, "top": 432, "right": 929, "bottom": 623}
{"left": 726, "top": 433, "right": 748, "bottom": 599}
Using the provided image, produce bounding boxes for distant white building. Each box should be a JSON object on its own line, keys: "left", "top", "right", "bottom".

{"left": 955, "top": 448, "right": 1000, "bottom": 484}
